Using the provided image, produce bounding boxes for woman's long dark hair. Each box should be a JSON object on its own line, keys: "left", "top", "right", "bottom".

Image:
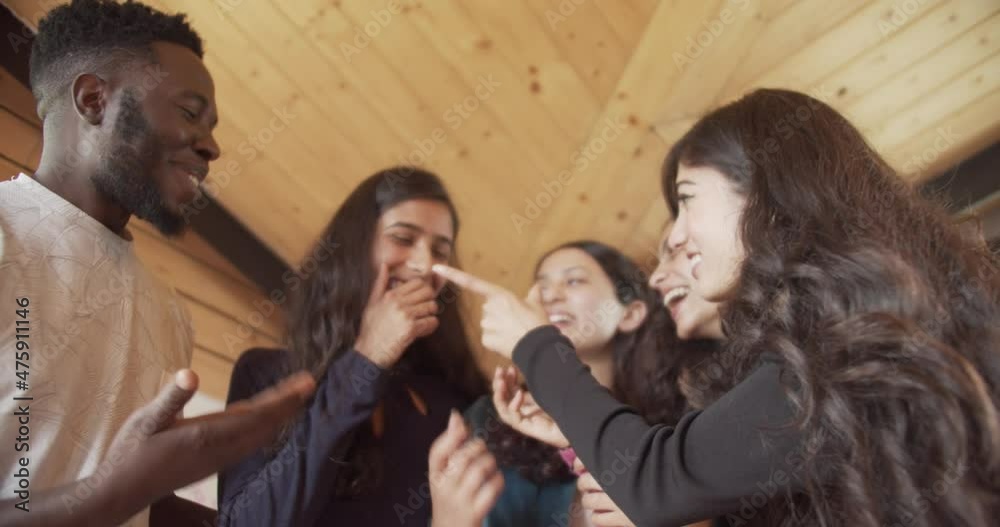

{"left": 662, "top": 88, "right": 1000, "bottom": 526}
{"left": 284, "top": 167, "right": 487, "bottom": 496}
{"left": 490, "top": 240, "right": 721, "bottom": 483}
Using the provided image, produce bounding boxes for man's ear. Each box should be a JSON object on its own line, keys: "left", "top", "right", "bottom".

{"left": 617, "top": 299, "right": 649, "bottom": 334}
{"left": 71, "top": 73, "right": 107, "bottom": 125}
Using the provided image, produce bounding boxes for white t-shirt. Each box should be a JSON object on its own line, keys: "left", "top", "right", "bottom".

{"left": 0, "top": 174, "right": 193, "bottom": 526}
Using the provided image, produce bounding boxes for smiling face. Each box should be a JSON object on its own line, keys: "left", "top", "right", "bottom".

{"left": 91, "top": 42, "right": 220, "bottom": 235}
{"left": 649, "top": 225, "right": 724, "bottom": 340}
{"left": 666, "top": 164, "right": 748, "bottom": 302}
{"left": 371, "top": 199, "right": 455, "bottom": 294}
{"left": 534, "top": 247, "right": 635, "bottom": 357}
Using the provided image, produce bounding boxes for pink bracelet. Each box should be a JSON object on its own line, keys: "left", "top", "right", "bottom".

{"left": 559, "top": 447, "right": 587, "bottom": 475}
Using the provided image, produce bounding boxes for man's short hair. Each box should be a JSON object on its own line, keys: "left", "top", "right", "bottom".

{"left": 29, "top": 0, "right": 203, "bottom": 119}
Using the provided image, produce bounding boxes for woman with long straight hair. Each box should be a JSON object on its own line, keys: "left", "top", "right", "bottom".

{"left": 435, "top": 89, "right": 1000, "bottom": 526}
{"left": 217, "top": 167, "right": 499, "bottom": 527}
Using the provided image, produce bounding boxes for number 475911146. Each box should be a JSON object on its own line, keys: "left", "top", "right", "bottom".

{"left": 15, "top": 297, "right": 29, "bottom": 383}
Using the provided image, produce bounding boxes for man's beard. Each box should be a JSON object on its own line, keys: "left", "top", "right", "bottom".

{"left": 92, "top": 90, "right": 186, "bottom": 236}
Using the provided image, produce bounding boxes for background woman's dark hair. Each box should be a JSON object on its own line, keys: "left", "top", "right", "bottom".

{"left": 662, "top": 88, "right": 1000, "bottom": 526}
{"left": 284, "top": 167, "right": 488, "bottom": 497}
{"left": 490, "top": 240, "right": 723, "bottom": 484}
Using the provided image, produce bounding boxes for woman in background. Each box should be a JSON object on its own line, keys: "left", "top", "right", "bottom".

{"left": 218, "top": 167, "right": 500, "bottom": 527}
{"left": 496, "top": 232, "right": 731, "bottom": 527}
{"left": 473, "top": 239, "right": 721, "bottom": 527}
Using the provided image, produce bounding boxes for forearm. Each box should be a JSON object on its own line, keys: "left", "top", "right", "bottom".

{"left": 0, "top": 478, "right": 129, "bottom": 527}
{"left": 150, "top": 494, "right": 215, "bottom": 526}
{"left": 217, "top": 350, "right": 387, "bottom": 526}
{"left": 514, "top": 326, "right": 803, "bottom": 526}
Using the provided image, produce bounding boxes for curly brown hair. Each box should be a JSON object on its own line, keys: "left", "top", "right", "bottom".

{"left": 662, "top": 88, "right": 1000, "bottom": 526}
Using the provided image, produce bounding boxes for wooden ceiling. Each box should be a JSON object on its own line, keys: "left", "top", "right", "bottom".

{"left": 7, "top": 0, "right": 1000, "bottom": 291}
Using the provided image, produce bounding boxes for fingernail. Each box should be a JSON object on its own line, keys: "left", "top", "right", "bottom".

{"left": 175, "top": 369, "right": 197, "bottom": 391}
{"left": 296, "top": 373, "right": 315, "bottom": 391}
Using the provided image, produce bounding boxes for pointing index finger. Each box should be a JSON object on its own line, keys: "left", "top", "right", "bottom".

{"left": 432, "top": 264, "right": 497, "bottom": 296}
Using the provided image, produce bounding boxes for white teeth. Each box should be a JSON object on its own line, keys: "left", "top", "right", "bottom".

{"left": 690, "top": 254, "right": 702, "bottom": 267}
{"left": 188, "top": 174, "right": 201, "bottom": 188}
{"left": 663, "top": 286, "right": 689, "bottom": 306}
{"left": 548, "top": 313, "right": 572, "bottom": 324}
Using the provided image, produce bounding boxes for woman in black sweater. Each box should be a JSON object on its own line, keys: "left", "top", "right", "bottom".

{"left": 434, "top": 89, "right": 1000, "bottom": 526}
{"left": 217, "top": 167, "right": 499, "bottom": 527}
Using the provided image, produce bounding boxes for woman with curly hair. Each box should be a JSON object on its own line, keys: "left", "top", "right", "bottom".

{"left": 436, "top": 89, "right": 1000, "bottom": 526}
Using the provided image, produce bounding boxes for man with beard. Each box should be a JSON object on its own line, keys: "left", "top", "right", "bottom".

{"left": 0, "top": 1, "right": 314, "bottom": 525}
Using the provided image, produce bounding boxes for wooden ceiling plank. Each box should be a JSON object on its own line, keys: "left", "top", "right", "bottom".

{"left": 436, "top": 0, "right": 602, "bottom": 140}
{"left": 529, "top": 1, "right": 779, "bottom": 275}
{"left": 148, "top": 0, "right": 366, "bottom": 196}
{"left": 281, "top": 1, "right": 485, "bottom": 150}
{"left": 333, "top": 1, "right": 574, "bottom": 179}
{"left": 274, "top": 0, "right": 551, "bottom": 200}
{"left": 519, "top": 0, "right": 632, "bottom": 100}
{"left": 817, "top": 0, "right": 999, "bottom": 109}
{"left": 868, "top": 51, "right": 1000, "bottom": 153}
{"left": 173, "top": 0, "right": 384, "bottom": 174}
{"left": 845, "top": 11, "right": 1000, "bottom": 133}
{"left": 590, "top": 0, "right": 661, "bottom": 50}
{"left": 746, "top": 0, "right": 948, "bottom": 95}
{"left": 502, "top": 1, "right": 724, "bottom": 281}
{"left": 885, "top": 88, "right": 1000, "bottom": 184}
{"left": 234, "top": 1, "right": 416, "bottom": 172}
{"left": 722, "top": 0, "right": 869, "bottom": 96}
{"left": 272, "top": 4, "right": 536, "bottom": 262}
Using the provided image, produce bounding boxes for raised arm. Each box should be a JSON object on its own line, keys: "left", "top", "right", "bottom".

{"left": 0, "top": 369, "right": 313, "bottom": 527}
{"left": 216, "top": 348, "right": 388, "bottom": 527}
{"left": 514, "top": 326, "right": 803, "bottom": 527}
